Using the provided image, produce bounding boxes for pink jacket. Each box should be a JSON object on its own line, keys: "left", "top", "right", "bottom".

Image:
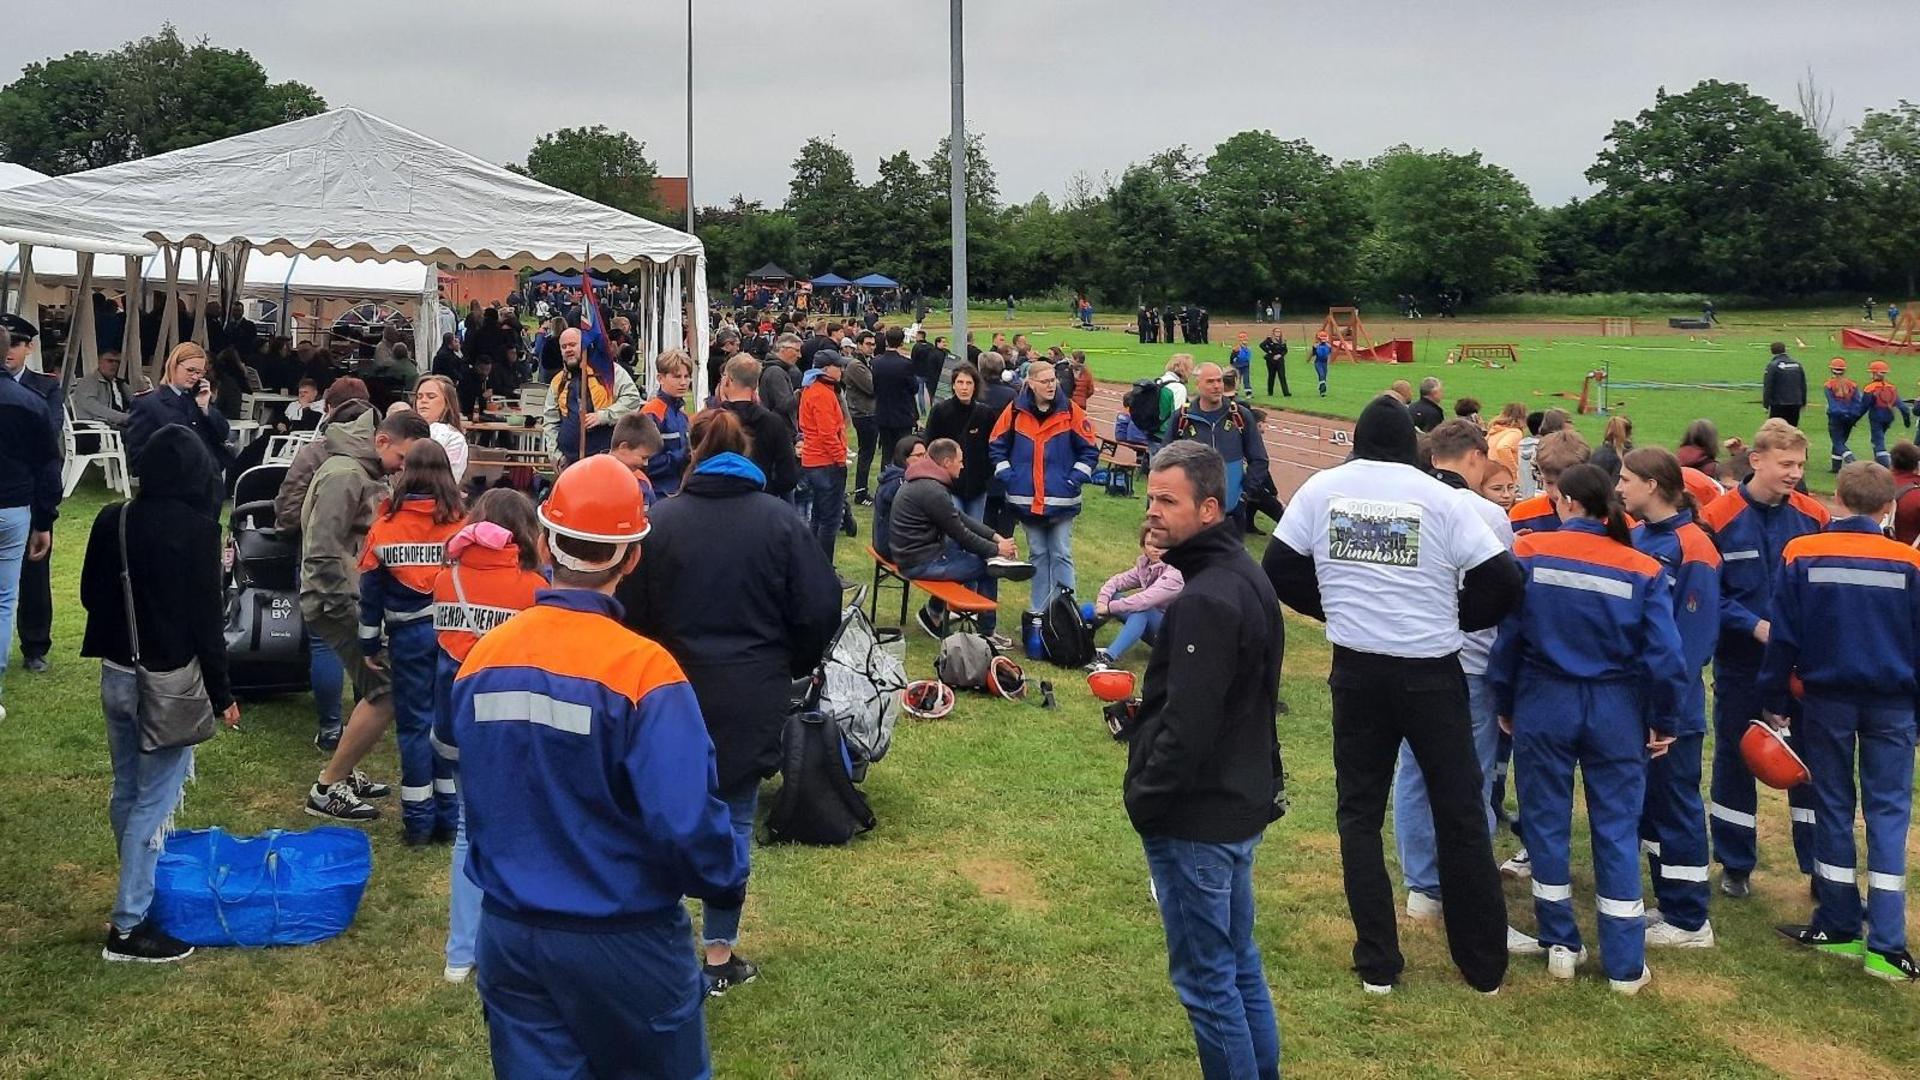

{"left": 1097, "top": 555, "right": 1184, "bottom": 615}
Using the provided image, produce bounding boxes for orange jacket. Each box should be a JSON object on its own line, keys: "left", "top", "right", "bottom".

{"left": 798, "top": 374, "right": 849, "bottom": 468}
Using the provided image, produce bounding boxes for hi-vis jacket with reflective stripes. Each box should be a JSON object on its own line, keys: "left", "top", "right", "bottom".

{"left": 1507, "top": 493, "right": 1559, "bottom": 537}
{"left": 1487, "top": 517, "right": 1689, "bottom": 725}
{"left": 988, "top": 383, "right": 1100, "bottom": 520}
{"left": 356, "top": 496, "right": 462, "bottom": 656}
{"left": 1759, "top": 517, "right": 1920, "bottom": 712}
{"left": 431, "top": 541, "right": 546, "bottom": 664}
{"left": 450, "top": 589, "right": 748, "bottom": 923}
{"left": 1699, "top": 483, "right": 1829, "bottom": 667}
{"left": 1631, "top": 509, "right": 1721, "bottom": 736}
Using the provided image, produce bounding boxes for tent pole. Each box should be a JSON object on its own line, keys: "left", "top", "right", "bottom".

{"left": 16, "top": 245, "right": 36, "bottom": 369}
{"left": 64, "top": 253, "right": 95, "bottom": 387}
{"left": 122, "top": 255, "right": 143, "bottom": 377}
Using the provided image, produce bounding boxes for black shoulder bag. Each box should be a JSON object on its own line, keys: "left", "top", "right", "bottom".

{"left": 118, "top": 503, "right": 218, "bottom": 752}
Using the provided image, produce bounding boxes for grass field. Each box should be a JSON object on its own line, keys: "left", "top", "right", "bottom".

{"left": 5, "top": 471, "right": 1920, "bottom": 1078}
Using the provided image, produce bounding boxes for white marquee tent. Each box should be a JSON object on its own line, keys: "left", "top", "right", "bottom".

{"left": 1, "top": 107, "right": 707, "bottom": 386}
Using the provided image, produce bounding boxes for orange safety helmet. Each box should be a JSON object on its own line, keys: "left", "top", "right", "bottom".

{"left": 986, "top": 655, "right": 1027, "bottom": 701}
{"left": 1086, "top": 667, "right": 1137, "bottom": 704}
{"left": 1869, "top": 359, "right": 1891, "bottom": 377}
{"left": 539, "top": 455, "right": 650, "bottom": 570}
{"left": 1740, "top": 721, "right": 1811, "bottom": 790}
{"left": 901, "top": 680, "right": 956, "bottom": 720}
{"left": 1829, "top": 357, "right": 1848, "bottom": 373}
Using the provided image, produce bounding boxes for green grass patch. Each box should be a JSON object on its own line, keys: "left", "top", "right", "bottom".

{"left": 3, "top": 480, "right": 1917, "bottom": 1077}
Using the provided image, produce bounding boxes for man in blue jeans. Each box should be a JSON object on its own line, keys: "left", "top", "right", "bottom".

{"left": 889, "top": 438, "right": 1030, "bottom": 645}
{"left": 1124, "top": 441, "right": 1285, "bottom": 1080}
{"left": 0, "top": 313, "right": 60, "bottom": 723}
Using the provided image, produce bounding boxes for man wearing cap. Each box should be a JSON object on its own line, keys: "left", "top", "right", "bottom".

{"left": 451, "top": 455, "right": 748, "bottom": 1077}
{"left": 0, "top": 314, "right": 60, "bottom": 716}
{"left": 797, "top": 349, "right": 851, "bottom": 561}
{"left": 2, "top": 314, "right": 63, "bottom": 674}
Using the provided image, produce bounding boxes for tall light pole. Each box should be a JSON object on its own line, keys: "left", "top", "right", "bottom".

{"left": 948, "top": 0, "right": 967, "bottom": 348}
{"left": 686, "top": 0, "right": 695, "bottom": 233}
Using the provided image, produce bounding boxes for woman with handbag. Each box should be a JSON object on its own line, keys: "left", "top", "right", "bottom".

{"left": 79, "top": 425, "right": 240, "bottom": 963}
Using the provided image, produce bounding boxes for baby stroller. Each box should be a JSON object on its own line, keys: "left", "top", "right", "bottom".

{"left": 224, "top": 465, "right": 310, "bottom": 696}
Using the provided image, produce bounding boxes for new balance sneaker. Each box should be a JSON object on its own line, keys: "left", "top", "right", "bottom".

{"left": 1775, "top": 924, "right": 1865, "bottom": 957}
{"left": 103, "top": 922, "right": 193, "bottom": 964}
{"left": 444, "top": 964, "right": 473, "bottom": 984}
{"left": 1864, "top": 948, "right": 1920, "bottom": 982}
{"left": 1405, "top": 891, "right": 1443, "bottom": 922}
{"left": 704, "top": 955, "right": 760, "bottom": 997}
{"left": 1720, "top": 871, "right": 1751, "bottom": 899}
{"left": 1546, "top": 944, "right": 1587, "bottom": 980}
{"left": 1609, "top": 966, "right": 1652, "bottom": 995}
{"left": 1499, "top": 848, "right": 1532, "bottom": 880}
{"left": 314, "top": 726, "right": 342, "bottom": 753}
{"left": 1506, "top": 926, "right": 1544, "bottom": 956}
{"left": 1085, "top": 648, "right": 1115, "bottom": 673}
{"left": 347, "top": 770, "right": 391, "bottom": 800}
{"left": 1645, "top": 919, "right": 1715, "bottom": 949}
{"left": 985, "top": 557, "right": 1035, "bottom": 581}
{"left": 306, "top": 780, "right": 380, "bottom": 822}
{"left": 915, "top": 605, "right": 944, "bottom": 640}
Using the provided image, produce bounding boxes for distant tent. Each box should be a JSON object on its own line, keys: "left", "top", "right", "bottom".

{"left": 527, "top": 269, "right": 609, "bottom": 286}
{"left": 747, "top": 262, "right": 791, "bottom": 281}
{"left": 852, "top": 273, "right": 899, "bottom": 289}
{"left": 811, "top": 272, "right": 852, "bottom": 287}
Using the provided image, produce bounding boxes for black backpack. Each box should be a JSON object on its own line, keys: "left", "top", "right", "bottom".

{"left": 765, "top": 710, "right": 875, "bottom": 846}
{"left": 1040, "top": 587, "right": 1097, "bottom": 668}
{"left": 1123, "top": 377, "right": 1164, "bottom": 437}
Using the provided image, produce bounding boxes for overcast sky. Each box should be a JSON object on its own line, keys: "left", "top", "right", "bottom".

{"left": 5, "top": 1, "right": 1912, "bottom": 210}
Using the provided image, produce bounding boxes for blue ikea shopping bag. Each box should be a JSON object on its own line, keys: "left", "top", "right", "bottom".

{"left": 151, "top": 826, "right": 373, "bottom": 947}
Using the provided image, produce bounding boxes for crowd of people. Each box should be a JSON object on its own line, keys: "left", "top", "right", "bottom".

{"left": 10, "top": 282, "right": 1920, "bottom": 1079}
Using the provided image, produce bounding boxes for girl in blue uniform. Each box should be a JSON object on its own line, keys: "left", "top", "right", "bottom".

{"left": 1489, "top": 464, "right": 1689, "bottom": 993}
{"left": 1618, "top": 448, "right": 1721, "bottom": 949}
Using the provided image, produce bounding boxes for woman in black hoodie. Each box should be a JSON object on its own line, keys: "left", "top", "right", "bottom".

{"left": 79, "top": 425, "right": 238, "bottom": 963}
{"left": 923, "top": 364, "right": 993, "bottom": 519}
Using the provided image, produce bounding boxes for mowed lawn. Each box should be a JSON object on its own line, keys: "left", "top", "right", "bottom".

{"left": 5, "top": 474, "right": 1920, "bottom": 1078}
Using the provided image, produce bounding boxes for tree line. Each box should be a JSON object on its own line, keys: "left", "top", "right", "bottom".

{"left": 2, "top": 29, "right": 1913, "bottom": 310}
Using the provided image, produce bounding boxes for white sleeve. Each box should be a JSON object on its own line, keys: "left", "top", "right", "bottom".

{"left": 1273, "top": 478, "right": 1317, "bottom": 552}
{"left": 434, "top": 424, "right": 471, "bottom": 481}
{"left": 1447, "top": 492, "right": 1505, "bottom": 569}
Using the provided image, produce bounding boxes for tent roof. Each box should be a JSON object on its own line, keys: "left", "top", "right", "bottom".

{"left": 0, "top": 187, "right": 157, "bottom": 257}
{"left": 4, "top": 246, "right": 432, "bottom": 302}
{"left": 852, "top": 273, "right": 899, "bottom": 288}
{"left": 0, "top": 107, "right": 700, "bottom": 272}
{"left": 811, "top": 273, "right": 852, "bottom": 286}
{"left": 527, "top": 269, "right": 609, "bottom": 286}
{"left": 0, "top": 162, "right": 50, "bottom": 191}
{"left": 746, "top": 262, "right": 791, "bottom": 280}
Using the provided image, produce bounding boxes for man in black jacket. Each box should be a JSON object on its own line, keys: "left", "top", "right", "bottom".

{"left": 1124, "top": 440, "right": 1283, "bottom": 1079}
{"left": 890, "top": 438, "right": 1024, "bottom": 642}
{"left": 0, "top": 315, "right": 59, "bottom": 720}
{"left": 1264, "top": 395, "right": 1522, "bottom": 995}
{"left": 1762, "top": 341, "right": 1807, "bottom": 426}
{"left": 3, "top": 315, "right": 63, "bottom": 674}
{"left": 715, "top": 355, "right": 799, "bottom": 500}
{"left": 872, "top": 327, "right": 920, "bottom": 461}
{"left": 1410, "top": 377, "right": 1446, "bottom": 433}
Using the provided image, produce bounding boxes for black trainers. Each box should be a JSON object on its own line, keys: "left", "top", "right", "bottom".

{"left": 347, "top": 770, "right": 391, "bottom": 799}
{"left": 840, "top": 510, "right": 858, "bottom": 538}
{"left": 306, "top": 780, "right": 380, "bottom": 822}
{"left": 23, "top": 656, "right": 48, "bottom": 673}
{"left": 314, "top": 727, "right": 342, "bottom": 753}
{"left": 103, "top": 921, "right": 194, "bottom": 963}
{"left": 1776, "top": 924, "right": 1866, "bottom": 958}
{"left": 985, "top": 557, "right": 1035, "bottom": 581}
{"left": 915, "top": 605, "right": 944, "bottom": 639}
{"left": 704, "top": 955, "right": 760, "bottom": 997}
{"left": 1720, "top": 871, "right": 1751, "bottom": 899}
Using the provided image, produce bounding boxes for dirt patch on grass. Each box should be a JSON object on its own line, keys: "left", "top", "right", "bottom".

{"left": 1724, "top": 1023, "right": 1907, "bottom": 1080}
{"left": 1650, "top": 972, "right": 1736, "bottom": 1008}
{"left": 958, "top": 856, "right": 1050, "bottom": 914}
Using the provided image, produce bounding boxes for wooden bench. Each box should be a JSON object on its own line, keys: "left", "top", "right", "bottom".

{"left": 867, "top": 546, "right": 997, "bottom": 635}
{"left": 1096, "top": 436, "right": 1149, "bottom": 494}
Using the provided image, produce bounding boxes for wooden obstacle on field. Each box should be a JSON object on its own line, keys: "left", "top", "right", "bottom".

{"left": 1600, "top": 317, "right": 1635, "bottom": 337}
{"left": 1320, "top": 307, "right": 1378, "bottom": 362}
{"left": 1450, "top": 343, "right": 1520, "bottom": 368}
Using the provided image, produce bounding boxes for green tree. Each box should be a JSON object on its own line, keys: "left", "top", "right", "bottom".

{"left": 698, "top": 196, "right": 800, "bottom": 288}
{"left": 785, "top": 136, "right": 869, "bottom": 273}
{"left": 1360, "top": 145, "right": 1540, "bottom": 301}
{"left": 0, "top": 24, "right": 325, "bottom": 175}
{"left": 1189, "top": 131, "right": 1369, "bottom": 307}
{"left": 1534, "top": 198, "right": 1621, "bottom": 293}
{"left": 1584, "top": 80, "right": 1849, "bottom": 296}
{"left": 1846, "top": 101, "right": 1920, "bottom": 297}
{"left": 868, "top": 150, "right": 939, "bottom": 288}
{"left": 511, "top": 125, "right": 666, "bottom": 221}
{"left": 1098, "top": 161, "right": 1187, "bottom": 304}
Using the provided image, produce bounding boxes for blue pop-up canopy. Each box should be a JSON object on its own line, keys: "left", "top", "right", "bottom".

{"left": 810, "top": 272, "right": 852, "bottom": 287}
{"left": 527, "top": 269, "right": 610, "bottom": 286}
{"left": 852, "top": 273, "right": 899, "bottom": 288}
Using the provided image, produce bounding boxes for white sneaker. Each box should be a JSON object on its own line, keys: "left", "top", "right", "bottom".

{"left": 1546, "top": 944, "right": 1587, "bottom": 980}
{"left": 1362, "top": 981, "right": 1393, "bottom": 995}
{"left": 1405, "top": 891, "right": 1443, "bottom": 922}
{"left": 1500, "top": 849, "right": 1532, "bottom": 880}
{"left": 1148, "top": 876, "right": 1158, "bottom": 904}
{"left": 1645, "top": 907, "right": 1665, "bottom": 925}
{"left": 1506, "top": 926, "right": 1544, "bottom": 956}
{"left": 443, "top": 964, "right": 472, "bottom": 984}
{"left": 0, "top": 703, "right": 7, "bottom": 722}
{"left": 1644, "top": 919, "right": 1715, "bottom": 949}
{"left": 1609, "top": 966, "right": 1652, "bottom": 995}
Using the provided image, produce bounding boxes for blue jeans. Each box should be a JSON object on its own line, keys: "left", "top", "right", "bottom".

{"left": 309, "top": 628, "right": 343, "bottom": 732}
{"left": 0, "top": 505, "right": 27, "bottom": 699}
{"left": 103, "top": 664, "right": 196, "bottom": 933}
{"left": 956, "top": 491, "right": 987, "bottom": 523}
{"left": 1394, "top": 672, "right": 1500, "bottom": 898}
{"left": 701, "top": 778, "right": 760, "bottom": 947}
{"left": 1106, "top": 608, "right": 1163, "bottom": 662}
{"left": 447, "top": 784, "right": 483, "bottom": 970}
{"left": 1142, "top": 833, "right": 1281, "bottom": 1080}
{"left": 900, "top": 541, "right": 999, "bottom": 635}
{"left": 804, "top": 464, "right": 847, "bottom": 562}
{"left": 478, "top": 906, "right": 709, "bottom": 1079}
{"left": 1019, "top": 515, "right": 1075, "bottom": 612}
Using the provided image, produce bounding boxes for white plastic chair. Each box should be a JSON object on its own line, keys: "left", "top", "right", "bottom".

{"left": 63, "top": 407, "right": 131, "bottom": 498}
{"left": 262, "top": 430, "right": 317, "bottom": 465}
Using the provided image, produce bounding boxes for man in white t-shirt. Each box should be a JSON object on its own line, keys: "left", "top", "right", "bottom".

{"left": 1264, "top": 395, "right": 1523, "bottom": 995}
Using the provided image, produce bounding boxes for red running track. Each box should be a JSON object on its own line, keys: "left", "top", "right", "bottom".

{"left": 1083, "top": 381, "right": 1354, "bottom": 502}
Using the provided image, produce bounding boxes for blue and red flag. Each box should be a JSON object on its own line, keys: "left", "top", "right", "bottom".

{"left": 575, "top": 260, "right": 617, "bottom": 387}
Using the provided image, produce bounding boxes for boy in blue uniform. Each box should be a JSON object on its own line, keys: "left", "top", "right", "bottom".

{"left": 1698, "top": 419, "right": 1829, "bottom": 898}
{"left": 451, "top": 456, "right": 749, "bottom": 1077}
{"left": 1760, "top": 462, "right": 1920, "bottom": 981}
